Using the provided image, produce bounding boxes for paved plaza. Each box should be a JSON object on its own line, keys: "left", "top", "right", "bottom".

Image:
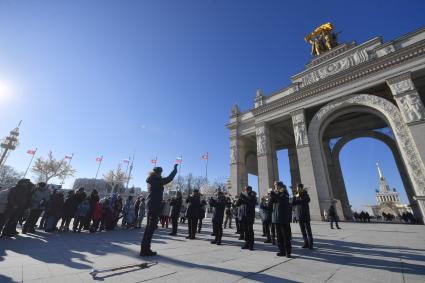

{"left": 0, "top": 220, "right": 424, "bottom": 283}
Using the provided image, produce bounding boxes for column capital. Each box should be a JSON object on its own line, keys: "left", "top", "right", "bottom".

{"left": 386, "top": 72, "right": 416, "bottom": 96}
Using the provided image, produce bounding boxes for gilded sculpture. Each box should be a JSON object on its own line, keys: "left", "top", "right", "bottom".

{"left": 305, "top": 22, "right": 339, "bottom": 56}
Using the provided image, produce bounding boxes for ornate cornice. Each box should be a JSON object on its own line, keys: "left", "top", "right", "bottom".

{"left": 253, "top": 40, "right": 425, "bottom": 117}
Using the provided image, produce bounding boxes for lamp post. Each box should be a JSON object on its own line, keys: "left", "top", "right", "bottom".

{"left": 0, "top": 121, "right": 21, "bottom": 169}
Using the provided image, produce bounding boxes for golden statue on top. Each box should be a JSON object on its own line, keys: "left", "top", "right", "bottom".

{"left": 305, "top": 22, "right": 339, "bottom": 56}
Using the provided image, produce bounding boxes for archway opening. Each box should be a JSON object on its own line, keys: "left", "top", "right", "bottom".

{"left": 318, "top": 104, "right": 417, "bottom": 221}
{"left": 339, "top": 137, "right": 411, "bottom": 220}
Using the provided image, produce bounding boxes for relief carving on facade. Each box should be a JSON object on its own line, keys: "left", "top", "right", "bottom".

{"left": 256, "top": 126, "right": 267, "bottom": 156}
{"left": 230, "top": 139, "right": 237, "bottom": 164}
{"left": 292, "top": 113, "right": 309, "bottom": 148}
{"left": 311, "top": 94, "right": 425, "bottom": 195}
{"left": 399, "top": 94, "right": 425, "bottom": 123}
{"left": 301, "top": 49, "right": 370, "bottom": 87}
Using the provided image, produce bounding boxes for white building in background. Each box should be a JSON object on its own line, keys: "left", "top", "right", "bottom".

{"left": 365, "top": 163, "right": 412, "bottom": 217}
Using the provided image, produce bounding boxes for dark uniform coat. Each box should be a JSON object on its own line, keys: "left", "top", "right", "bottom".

{"left": 292, "top": 190, "right": 311, "bottom": 222}
{"left": 209, "top": 196, "right": 226, "bottom": 223}
{"left": 145, "top": 168, "right": 178, "bottom": 216}
{"left": 269, "top": 190, "right": 291, "bottom": 224}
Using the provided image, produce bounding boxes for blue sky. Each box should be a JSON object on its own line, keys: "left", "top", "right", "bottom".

{"left": 0, "top": 0, "right": 424, "bottom": 211}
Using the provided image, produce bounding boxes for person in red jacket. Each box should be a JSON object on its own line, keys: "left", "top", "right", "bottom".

{"left": 90, "top": 201, "right": 103, "bottom": 233}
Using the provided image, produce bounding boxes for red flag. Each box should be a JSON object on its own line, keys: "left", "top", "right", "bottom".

{"left": 96, "top": 156, "right": 103, "bottom": 162}
{"left": 176, "top": 156, "right": 183, "bottom": 164}
{"left": 202, "top": 153, "right": 208, "bottom": 160}
{"left": 27, "top": 149, "right": 36, "bottom": 155}
{"left": 151, "top": 158, "right": 157, "bottom": 165}
{"left": 123, "top": 159, "right": 130, "bottom": 164}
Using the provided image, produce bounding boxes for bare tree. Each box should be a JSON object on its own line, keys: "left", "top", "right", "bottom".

{"left": 32, "top": 151, "right": 76, "bottom": 183}
{"left": 103, "top": 164, "right": 130, "bottom": 193}
{"left": 0, "top": 165, "right": 22, "bottom": 188}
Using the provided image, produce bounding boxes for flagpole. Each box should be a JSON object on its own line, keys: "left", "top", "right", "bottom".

{"left": 95, "top": 155, "right": 103, "bottom": 180}
{"left": 126, "top": 152, "right": 135, "bottom": 189}
{"left": 61, "top": 153, "right": 74, "bottom": 185}
{"left": 23, "top": 148, "right": 37, "bottom": 178}
{"left": 124, "top": 156, "right": 130, "bottom": 177}
{"left": 205, "top": 152, "right": 208, "bottom": 183}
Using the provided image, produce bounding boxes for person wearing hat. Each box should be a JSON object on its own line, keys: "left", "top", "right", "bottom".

{"left": 209, "top": 190, "right": 227, "bottom": 245}
{"left": 269, "top": 181, "right": 292, "bottom": 257}
{"left": 185, "top": 189, "right": 201, "bottom": 239}
{"left": 292, "top": 183, "right": 313, "bottom": 249}
{"left": 237, "top": 185, "right": 257, "bottom": 250}
{"left": 140, "top": 164, "right": 178, "bottom": 256}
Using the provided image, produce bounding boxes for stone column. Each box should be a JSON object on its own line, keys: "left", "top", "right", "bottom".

{"left": 328, "top": 145, "right": 352, "bottom": 220}
{"left": 256, "top": 123, "right": 278, "bottom": 197}
{"left": 386, "top": 72, "right": 425, "bottom": 221}
{"left": 288, "top": 147, "right": 301, "bottom": 191}
{"left": 291, "top": 110, "right": 322, "bottom": 221}
{"left": 229, "top": 137, "right": 248, "bottom": 197}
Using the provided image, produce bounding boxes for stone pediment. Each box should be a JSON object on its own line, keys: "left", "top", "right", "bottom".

{"left": 292, "top": 37, "right": 382, "bottom": 88}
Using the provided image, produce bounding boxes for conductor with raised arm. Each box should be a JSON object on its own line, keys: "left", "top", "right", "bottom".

{"left": 140, "top": 164, "right": 178, "bottom": 256}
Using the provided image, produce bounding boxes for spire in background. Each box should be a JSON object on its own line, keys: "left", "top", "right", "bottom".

{"left": 376, "top": 162, "right": 385, "bottom": 181}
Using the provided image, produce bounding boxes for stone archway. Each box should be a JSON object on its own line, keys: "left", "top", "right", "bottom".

{"left": 308, "top": 94, "right": 425, "bottom": 221}
{"left": 329, "top": 130, "right": 417, "bottom": 220}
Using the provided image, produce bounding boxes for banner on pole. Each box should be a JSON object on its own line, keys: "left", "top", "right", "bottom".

{"left": 26, "top": 149, "right": 36, "bottom": 155}
{"left": 176, "top": 156, "right": 183, "bottom": 164}
{"left": 202, "top": 153, "right": 208, "bottom": 160}
{"left": 96, "top": 156, "right": 103, "bottom": 162}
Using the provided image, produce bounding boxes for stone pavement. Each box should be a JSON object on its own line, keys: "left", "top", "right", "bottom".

{"left": 0, "top": 220, "right": 424, "bottom": 283}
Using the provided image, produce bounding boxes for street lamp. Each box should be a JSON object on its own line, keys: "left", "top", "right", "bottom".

{"left": 0, "top": 121, "right": 22, "bottom": 168}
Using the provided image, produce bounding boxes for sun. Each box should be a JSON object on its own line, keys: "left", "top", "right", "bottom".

{"left": 0, "top": 80, "right": 13, "bottom": 102}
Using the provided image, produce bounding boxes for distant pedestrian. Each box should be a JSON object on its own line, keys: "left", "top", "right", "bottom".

{"left": 328, "top": 203, "right": 341, "bottom": 229}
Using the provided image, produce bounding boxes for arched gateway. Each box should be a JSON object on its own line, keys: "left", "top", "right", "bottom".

{"left": 227, "top": 26, "right": 425, "bottom": 222}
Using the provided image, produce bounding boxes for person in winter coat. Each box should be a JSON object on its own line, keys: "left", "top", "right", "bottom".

{"left": 292, "top": 183, "right": 313, "bottom": 249}
{"left": 72, "top": 188, "right": 87, "bottom": 231}
{"left": 209, "top": 191, "right": 227, "bottom": 245}
{"left": 269, "top": 181, "right": 292, "bottom": 258}
{"left": 197, "top": 198, "right": 207, "bottom": 233}
{"left": 185, "top": 189, "right": 201, "bottom": 240}
{"left": 0, "top": 187, "right": 10, "bottom": 232}
{"left": 102, "top": 199, "right": 115, "bottom": 231}
{"left": 84, "top": 190, "right": 99, "bottom": 230}
{"left": 237, "top": 185, "right": 257, "bottom": 250}
{"left": 140, "top": 164, "right": 178, "bottom": 257}
{"left": 328, "top": 202, "right": 341, "bottom": 229}
{"left": 134, "top": 197, "right": 141, "bottom": 223}
{"left": 23, "top": 182, "right": 50, "bottom": 233}
{"left": 161, "top": 199, "right": 171, "bottom": 228}
{"left": 60, "top": 190, "right": 75, "bottom": 231}
{"left": 1, "top": 179, "right": 33, "bottom": 237}
{"left": 45, "top": 189, "right": 64, "bottom": 232}
{"left": 123, "top": 196, "right": 135, "bottom": 228}
{"left": 223, "top": 196, "right": 233, "bottom": 229}
{"left": 74, "top": 199, "right": 90, "bottom": 233}
{"left": 169, "top": 192, "right": 182, "bottom": 235}
{"left": 90, "top": 201, "right": 103, "bottom": 232}
{"left": 260, "top": 193, "right": 273, "bottom": 244}
{"left": 135, "top": 198, "right": 145, "bottom": 228}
